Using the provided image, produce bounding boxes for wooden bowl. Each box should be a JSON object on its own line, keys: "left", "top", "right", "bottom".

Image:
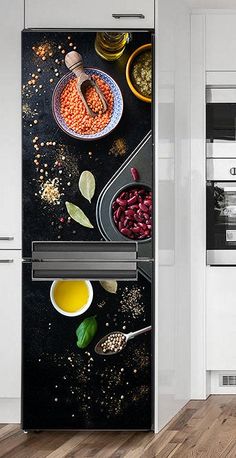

{"left": 126, "top": 44, "right": 152, "bottom": 103}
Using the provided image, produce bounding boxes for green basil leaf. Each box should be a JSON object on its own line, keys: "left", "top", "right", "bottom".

{"left": 99, "top": 280, "right": 118, "bottom": 294}
{"left": 76, "top": 316, "right": 98, "bottom": 349}
{"left": 66, "top": 201, "right": 94, "bottom": 229}
{"left": 79, "top": 171, "right": 96, "bottom": 203}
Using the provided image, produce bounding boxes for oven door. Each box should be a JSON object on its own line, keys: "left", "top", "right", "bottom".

{"left": 207, "top": 181, "right": 236, "bottom": 264}
{"left": 206, "top": 87, "right": 236, "bottom": 158}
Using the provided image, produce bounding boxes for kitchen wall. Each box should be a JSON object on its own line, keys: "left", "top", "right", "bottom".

{"left": 157, "top": 0, "right": 191, "bottom": 430}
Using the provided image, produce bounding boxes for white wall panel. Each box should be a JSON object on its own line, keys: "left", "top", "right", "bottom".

{"left": 157, "top": 0, "right": 191, "bottom": 431}
{"left": 0, "top": 0, "right": 23, "bottom": 249}
{"left": 190, "top": 14, "right": 209, "bottom": 399}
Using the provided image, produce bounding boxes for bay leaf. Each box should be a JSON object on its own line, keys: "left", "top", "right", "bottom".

{"left": 65, "top": 201, "right": 94, "bottom": 228}
{"left": 79, "top": 171, "right": 96, "bottom": 203}
{"left": 100, "top": 280, "right": 118, "bottom": 294}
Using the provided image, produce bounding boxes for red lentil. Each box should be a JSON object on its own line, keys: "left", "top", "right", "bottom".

{"left": 60, "top": 75, "right": 114, "bottom": 135}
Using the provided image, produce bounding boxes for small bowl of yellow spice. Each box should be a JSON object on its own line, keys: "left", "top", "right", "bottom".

{"left": 50, "top": 279, "right": 93, "bottom": 317}
{"left": 126, "top": 43, "right": 152, "bottom": 103}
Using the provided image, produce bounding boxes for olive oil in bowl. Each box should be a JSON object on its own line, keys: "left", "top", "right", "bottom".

{"left": 50, "top": 280, "right": 93, "bottom": 317}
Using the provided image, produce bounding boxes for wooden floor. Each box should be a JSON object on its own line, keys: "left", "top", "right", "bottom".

{"left": 2, "top": 396, "right": 236, "bottom": 457}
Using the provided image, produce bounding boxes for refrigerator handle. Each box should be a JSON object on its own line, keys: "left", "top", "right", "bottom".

{"left": 31, "top": 241, "right": 139, "bottom": 281}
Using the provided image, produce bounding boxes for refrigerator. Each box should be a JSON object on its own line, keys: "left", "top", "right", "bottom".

{"left": 22, "top": 30, "right": 154, "bottom": 431}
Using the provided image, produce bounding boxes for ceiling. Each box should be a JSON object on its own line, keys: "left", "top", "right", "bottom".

{"left": 187, "top": 0, "right": 236, "bottom": 8}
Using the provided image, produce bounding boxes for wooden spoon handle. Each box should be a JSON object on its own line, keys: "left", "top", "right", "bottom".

{"left": 65, "top": 51, "right": 84, "bottom": 77}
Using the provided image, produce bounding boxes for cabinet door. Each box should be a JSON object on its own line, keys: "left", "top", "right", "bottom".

{"left": 206, "top": 15, "right": 236, "bottom": 71}
{"left": 0, "top": 251, "right": 21, "bottom": 398}
{"left": 25, "top": 0, "right": 154, "bottom": 29}
{"left": 207, "top": 267, "right": 236, "bottom": 370}
{"left": 0, "top": 1, "right": 23, "bottom": 249}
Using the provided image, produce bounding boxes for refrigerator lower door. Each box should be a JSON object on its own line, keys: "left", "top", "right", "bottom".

{"left": 22, "top": 260, "right": 153, "bottom": 430}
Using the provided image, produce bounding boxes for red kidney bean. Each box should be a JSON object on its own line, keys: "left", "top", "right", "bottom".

{"left": 131, "top": 227, "right": 140, "bottom": 233}
{"left": 139, "top": 203, "right": 148, "bottom": 212}
{"left": 118, "top": 221, "right": 123, "bottom": 231}
{"left": 116, "top": 207, "right": 122, "bottom": 219}
{"left": 143, "top": 212, "right": 149, "bottom": 220}
{"left": 130, "top": 167, "right": 140, "bottom": 182}
{"left": 121, "top": 227, "right": 132, "bottom": 237}
{"left": 125, "top": 209, "right": 135, "bottom": 217}
{"left": 120, "top": 191, "right": 126, "bottom": 198}
{"left": 138, "top": 222, "right": 147, "bottom": 229}
{"left": 127, "top": 195, "right": 137, "bottom": 205}
{"left": 116, "top": 197, "right": 127, "bottom": 207}
{"left": 144, "top": 200, "right": 151, "bottom": 207}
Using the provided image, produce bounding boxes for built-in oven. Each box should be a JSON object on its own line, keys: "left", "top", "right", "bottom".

{"left": 207, "top": 159, "right": 236, "bottom": 264}
{"left": 206, "top": 86, "right": 236, "bottom": 158}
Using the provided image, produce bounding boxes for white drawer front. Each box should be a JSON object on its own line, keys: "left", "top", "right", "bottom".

{"left": 207, "top": 267, "right": 236, "bottom": 370}
{"left": 25, "top": 0, "right": 154, "bottom": 29}
{"left": 0, "top": 0, "right": 23, "bottom": 249}
{"left": 0, "top": 251, "right": 21, "bottom": 398}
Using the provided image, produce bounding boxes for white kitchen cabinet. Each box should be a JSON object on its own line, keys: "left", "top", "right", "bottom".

{"left": 0, "top": 251, "right": 21, "bottom": 398}
{"left": 206, "top": 14, "right": 236, "bottom": 71}
{"left": 25, "top": 0, "right": 154, "bottom": 29}
{"left": 207, "top": 267, "right": 236, "bottom": 370}
{"left": 0, "top": 0, "right": 23, "bottom": 249}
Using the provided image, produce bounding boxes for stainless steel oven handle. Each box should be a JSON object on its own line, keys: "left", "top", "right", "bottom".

{"left": 221, "top": 187, "right": 236, "bottom": 191}
{"left": 112, "top": 13, "right": 145, "bottom": 19}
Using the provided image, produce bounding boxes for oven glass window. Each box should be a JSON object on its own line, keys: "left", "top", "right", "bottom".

{"left": 206, "top": 103, "right": 236, "bottom": 142}
{"left": 207, "top": 182, "right": 236, "bottom": 249}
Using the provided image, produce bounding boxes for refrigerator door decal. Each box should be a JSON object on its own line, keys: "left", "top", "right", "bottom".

{"left": 22, "top": 30, "right": 154, "bottom": 430}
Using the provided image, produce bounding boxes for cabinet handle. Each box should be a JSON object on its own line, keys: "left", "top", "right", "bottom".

{"left": 0, "top": 259, "right": 13, "bottom": 263}
{"left": 112, "top": 13, "right": 145, "bottom": 19}
{"left": 0, "top": 236, "right": 14, "bottom": 240}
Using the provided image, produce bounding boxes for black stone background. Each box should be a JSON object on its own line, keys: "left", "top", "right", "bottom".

{"left": 22, "top": 31, "right": 153, "bottom": 430}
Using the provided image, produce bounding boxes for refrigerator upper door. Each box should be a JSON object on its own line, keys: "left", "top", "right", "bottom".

{"left": 22, "top": 30, "right": 153, "bottom": 260}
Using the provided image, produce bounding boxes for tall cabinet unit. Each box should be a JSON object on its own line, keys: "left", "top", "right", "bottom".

{"left": 0, "top": 0, "right": 24, "bottom": 422}
{"left": 0, "top": 0, "right": 193, "bottom": 431}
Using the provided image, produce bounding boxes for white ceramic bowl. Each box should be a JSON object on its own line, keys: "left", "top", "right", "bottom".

{"left": 50, "top": 279, "right": 93, "bottom": 317}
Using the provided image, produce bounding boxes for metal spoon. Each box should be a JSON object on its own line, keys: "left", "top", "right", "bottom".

{"left": 95, "top": 325, "right": 152, "bottom": 355}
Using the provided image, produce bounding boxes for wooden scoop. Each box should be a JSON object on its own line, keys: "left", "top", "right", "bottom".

{"left": 65, "top": 51, "right": 107, "bottom": 117}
